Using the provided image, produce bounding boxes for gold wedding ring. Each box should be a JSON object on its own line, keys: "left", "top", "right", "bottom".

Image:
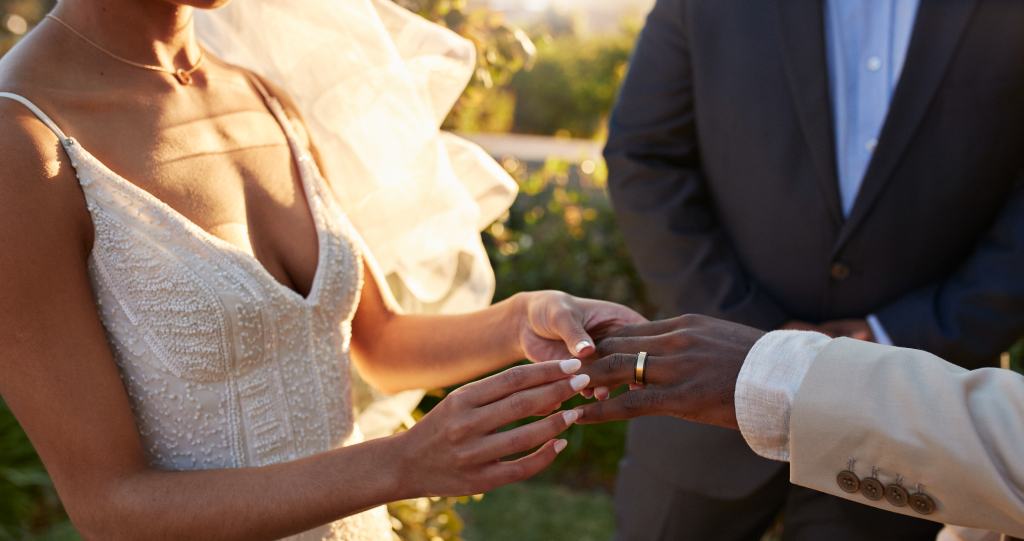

{"left": 634, "top": 352, "right": 648, "bottom": 385}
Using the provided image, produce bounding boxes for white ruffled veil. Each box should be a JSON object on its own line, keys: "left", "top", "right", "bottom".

{"left": 195, "top": 0, "right": 518, "bottom": 438}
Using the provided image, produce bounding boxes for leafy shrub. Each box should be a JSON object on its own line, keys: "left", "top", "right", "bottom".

{"left": 0, "top": 398, "right": 78, "bottom": 541}
{"left": 508, "top": 22, "right": 638, "bottom": 138}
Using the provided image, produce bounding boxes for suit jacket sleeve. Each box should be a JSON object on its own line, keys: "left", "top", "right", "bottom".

{"left": 874, "top": 181, "right": 1024, "bottom": 368}
{"left": 603, "top": 0, "right": 788, "bottom": 329}
{"left": 790, "top": 337, "right": 1024, "bottom": 537}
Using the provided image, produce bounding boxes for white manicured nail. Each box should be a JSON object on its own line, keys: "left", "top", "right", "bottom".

{"left": 574, "top": 341, "right": 593, "bottom": 354}
{"left": 562, "top": 410, "right": 578, "bottom": 425}
{"left": 569, "top": 374, "right": 590, "bottom": 392}
{"left": 554, "top": 439, "right": 568, "bottom": 453}
{"left": 559, "top": 359, "right": 581, "bottom": 374}
{"left": 573, "top": 407, "right": 585, "bottom": 419}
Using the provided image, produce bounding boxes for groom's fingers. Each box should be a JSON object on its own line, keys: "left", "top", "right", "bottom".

{"left": 573, "top": 388, "right": 668, "bottom": 424}
{"left": 601, "top": 318, "right": 683, "bottom": 340}
{"left": 595, "top": 331, "right": 688, "bottom": 358}
{"left": 580, "top": 353, "right": 671, "bottom": 388}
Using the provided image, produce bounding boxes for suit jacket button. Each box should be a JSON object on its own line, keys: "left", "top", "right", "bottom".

{"left": 909, "top": 492, "right": 936, "bottom": 515}
{"left": 860, "top": 478, "right": 884, "bottom": 500}
{"left": 836, "top": 470, "right": 860, "bottom": 493}
{"left": 885, "top": 484, "right": 909, "bottom": 507}
{"left": 830, "top": 262, "right": 852, "bottom": 281}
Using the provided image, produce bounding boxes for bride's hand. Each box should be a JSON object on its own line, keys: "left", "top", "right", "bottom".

{"left": 395, "top": 359, "right": 590, "bottom": 497}
{"left": 514, "top": 291, "right": 647, "bottom": 363}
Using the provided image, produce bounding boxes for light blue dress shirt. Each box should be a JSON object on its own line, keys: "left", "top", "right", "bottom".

{"left": 823, "top": 0, "right": 920, "bottom": 345}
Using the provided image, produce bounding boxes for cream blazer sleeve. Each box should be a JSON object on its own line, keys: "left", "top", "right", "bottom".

{"left": 789, "top": 337, "right": 1024, "bottom": 537}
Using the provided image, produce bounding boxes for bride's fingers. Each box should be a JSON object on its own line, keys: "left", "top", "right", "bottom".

{"left": 467, "top": 410, "right": 576, "bottom": 462}
{"left": 547, "top": 306, "right": 596, "bottom": 357}
{"left": 458, "top": 359, "right": 579, "bottom": 408}
{"left": 472, "top": 374, "right": 589, "bottom": 430}
{"left": 483, "top": 439, "right": 567, "bottom": 487}
{"left": 573, "top": 388, "right": 668, "bottom": 424}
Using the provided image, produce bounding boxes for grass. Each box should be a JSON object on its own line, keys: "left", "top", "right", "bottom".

{"left": 457, "top": 482, "right": 615, "bottom": 541}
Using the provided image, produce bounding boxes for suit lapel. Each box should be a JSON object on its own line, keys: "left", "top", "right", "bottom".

{"left": 834, "top": 0, "right": 980, "bottom": 253}
{"left": 774, "top": 0, "right": 844, "bottom": 228}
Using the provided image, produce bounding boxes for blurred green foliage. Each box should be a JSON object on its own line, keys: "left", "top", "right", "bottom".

{"left": 0, "top": 0, "right": 54, "bottom": 56}
{"left": 457, "top": 483, "right": 614, "bottom": 541}
{"left": 509, "top": 16, "right": 639, "bottom": 138}
{"left": 1010, "top": 338, "right": 1024, "bottom": 374}
{"left": 388, "top": 496, "right": 471, "bottom": 541}
{"left": 0, "top": 398, "right": 79, "bottom": 541}
{"left": 393, "top": 0, "right": 537, "bottom": 133}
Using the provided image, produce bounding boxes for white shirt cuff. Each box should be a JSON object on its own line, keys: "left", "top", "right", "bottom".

{"left": 735, "top": 330, "right": 833, "bottom": 462}
{"left": 866, "top": 314, "right": 894, "bottom": 346}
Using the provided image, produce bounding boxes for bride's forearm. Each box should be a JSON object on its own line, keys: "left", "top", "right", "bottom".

{"left": 76, "top": 433, "right": 414, "bottom": 541}
{"left": 350, "top": 290, "right": 530, "bottom": 393}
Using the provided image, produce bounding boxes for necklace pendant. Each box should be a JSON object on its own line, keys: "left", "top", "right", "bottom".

{"left": 175, "top": 69, "right": 194, "bottom": 85}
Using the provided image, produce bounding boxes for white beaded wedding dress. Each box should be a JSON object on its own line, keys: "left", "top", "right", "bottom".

{"left": 0, "top": 83, "right": 394, "bottom": 540}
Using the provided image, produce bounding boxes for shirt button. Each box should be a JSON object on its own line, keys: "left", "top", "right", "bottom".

{"left": 909, "top": 492, "right": 936, "bottom": 515}
{"left": 830, "top": 262, "right": 852, "bottom": 281}
{"left": 866, "top": 56, "right": 882, "bottom": 72}
{"left": 865, "top": 138, "right": 878, "bottom": 153}
{"left": 885, "top": 484, "right": 909, "bottom": 507}
{"left": 860, "top": 478, "right": 884, "bottom": 500}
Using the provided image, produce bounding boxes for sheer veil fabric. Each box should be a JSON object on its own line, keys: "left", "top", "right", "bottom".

{"left": 196, "top": 0, "right": 518, "bottom": 435}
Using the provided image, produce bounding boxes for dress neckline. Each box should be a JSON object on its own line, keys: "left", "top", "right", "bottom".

{"left": 62, "top": 114, "right": 327, "bottom": 306}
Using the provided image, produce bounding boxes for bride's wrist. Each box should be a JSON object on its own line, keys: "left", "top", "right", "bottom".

{"left": 376, "top": 430, "right": 422, "bottom": 501}
{"left": 505, "top": 291, "right": 534, "bottom": 360}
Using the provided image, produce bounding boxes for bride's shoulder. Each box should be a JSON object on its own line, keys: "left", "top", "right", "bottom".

{"left": 0, "top": 89, "right": 94, "bottom": 255}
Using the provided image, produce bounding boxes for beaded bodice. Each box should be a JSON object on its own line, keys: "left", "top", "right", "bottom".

{"left": 0, "top": 91, "right": 394, "bottom": 541}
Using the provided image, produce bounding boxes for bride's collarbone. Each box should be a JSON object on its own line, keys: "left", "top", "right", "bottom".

{"left": 62, "top": 92, "right": 322, "bottom": 297}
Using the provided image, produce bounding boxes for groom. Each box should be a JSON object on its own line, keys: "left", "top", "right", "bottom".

{"left": 604, "top": 0, "right": 1024, "bottom": 539}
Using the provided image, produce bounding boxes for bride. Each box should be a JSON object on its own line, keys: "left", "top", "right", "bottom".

{"left": 0, "top": 0, "right": 644, "bottom": 537}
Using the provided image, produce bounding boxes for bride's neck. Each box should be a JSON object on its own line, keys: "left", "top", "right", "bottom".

{"left": 49, "top": 0, "right": 200, "bottom": 69}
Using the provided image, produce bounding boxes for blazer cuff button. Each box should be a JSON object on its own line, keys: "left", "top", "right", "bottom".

{"left": 836, "top": 470, "right": 860, "bottom": 493}
{"left": 885, "top": 484, "right": 909, "bottom": 507}
{"left": 860, "top": 477, "right": 884, "bottom": 500}
{"left": 909, "top": 492, "right": 936, "bottom": 515}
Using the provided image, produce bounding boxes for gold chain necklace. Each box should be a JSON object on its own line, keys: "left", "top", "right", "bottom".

{"left": 45, "top": 14, "right": 204, "bottom": 85}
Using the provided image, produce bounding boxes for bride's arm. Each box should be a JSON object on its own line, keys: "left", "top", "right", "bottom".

{"left": 350, "top": 262, "right": 643, "bottom": 393}
{"left": 0, "top": 105, "right": 583, "bottom": 541}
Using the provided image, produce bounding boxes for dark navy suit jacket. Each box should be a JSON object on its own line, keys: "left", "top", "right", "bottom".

{"left": 605, "top": 0, "right": 1024, "bottom": 497}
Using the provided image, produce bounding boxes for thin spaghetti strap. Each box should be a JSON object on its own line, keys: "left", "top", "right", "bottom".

{"left": 242, "top": 72, "right": 275, "bottom": 104}
{"left": 0, "top": 92, "right": 71, "bottom": 143}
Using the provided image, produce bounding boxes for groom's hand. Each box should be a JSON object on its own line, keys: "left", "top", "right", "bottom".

{"left": 573, "top": 315, "right": 764, "bottom": 429}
